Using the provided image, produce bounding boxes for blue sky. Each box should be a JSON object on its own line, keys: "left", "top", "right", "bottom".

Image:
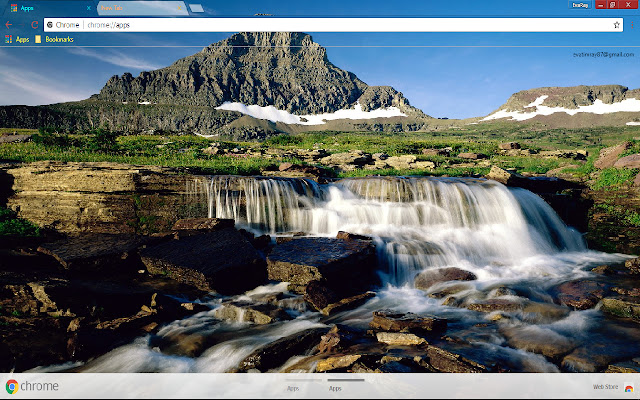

{"left": 1, "top": 0, "right": 639, "bottom": 118}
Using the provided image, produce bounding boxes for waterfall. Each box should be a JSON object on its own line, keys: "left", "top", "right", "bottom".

{"left": 189, "top": 175, "right": 587, "bottom": 286}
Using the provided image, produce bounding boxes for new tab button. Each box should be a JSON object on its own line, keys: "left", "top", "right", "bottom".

{"left": 569, "top": 0, "right": 592, "bottom": 8}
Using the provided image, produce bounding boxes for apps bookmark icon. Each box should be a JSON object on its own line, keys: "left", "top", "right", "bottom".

{"left": 5, "top": 35, "right": 12, "bottom": 44}
{"left": 11, "top": 4, "right": 18, "bottom": 12}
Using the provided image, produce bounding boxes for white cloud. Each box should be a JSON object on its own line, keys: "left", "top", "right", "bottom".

{"left": 67, "top": 48, "right": 162, "bottom": 71}
{"left": 215, "top": 102, "right": 407, "bottom": 125}
{"left": 483, "top": 95, "right": 640, "bottom": 121}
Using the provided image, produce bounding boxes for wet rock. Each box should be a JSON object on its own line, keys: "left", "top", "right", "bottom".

{"left": 614, "top": 154, "right": 640, "bottom": 169}
{"left": 612, "top": 287, "right": 640, "bottom": 297}
{"left": 625, "top": 257, "right": 640, "bottom": 274}
{"left": 600, "top": 297, "right": 640, "bottom": 320}
{"left": 501, "top": 326, "right": 576, "bottom": 359}
{"left": 427, "top": 283, "right": 472, "bottom": 299}
{"left": 336, "top": 231, "right": 373, "bottom": 241}
{"left": 466, "top": 299, "right": 525, "bottom": 313}
{"left": 605, "top": 361, "right": 640, "bottom": 373}
{"left": 267, "top": 237, "right": 378, "bottom": 296}
{"left": 486, "top": 166, "right": 578, "bottom": 193}
{"left": 317, "top": 324, "right": 365, "bottom": 353}
{"left": 375, "top": 360, "right": 421, "bottom": 373}
{"left": 521, "top": 302, "right": 570, "bottom": 322}
{"left": 555, "top": 280, "right": 605, "bottom": 310}
{"left": 239, "top": 327, "right": 329, "bottom": 372}
{"left": 594, "top": 142, "right": 632, "bottom": 169}
{"left": 457, "top": 152, "right": 487, "bottom": 160}
{"left": 499, "top": 142, "right": 521, "bottom": 150}
{"left": 376, "top": 332, "right": 428, "bottom": 346}
{"left": 414, "top": 267, "right": 477, "bottom": 291}
{"left": 318, "top": 291, "right": 376, "bottom": 317}
{"left": 591, "top": 265, "right": 616, "bottom": 275}
{"left": 213, "top": 301, "right": 292, "bottom": 324}
{"left": 141, "top": 228, "right": 267, "bottom": 295}
{"left": 369, "top": 310, "right": 447, "bottom": 334}
{"left": 37, "top": 234, "right": 153, "bottom": 274}
{"left": 415, "top": 346, "right": 487, "bottom": 373}
{"left": 487, "top": 286, "right": 517, "bottom": 298}
{"left": 316, "top": 354, "right": 362, "bottom": 372}
{"left": 171, "top": 218, "right": 234, "bottom": 232}
{"left": 562, "top": 345, "right": 621, "bottom": 372}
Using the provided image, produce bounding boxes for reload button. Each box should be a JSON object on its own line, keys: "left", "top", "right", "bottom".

{"left": 569, "top": 0, "right": 592, "bottom": 8}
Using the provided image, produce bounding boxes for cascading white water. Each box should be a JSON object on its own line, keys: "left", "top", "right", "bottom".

{"left": 191, "top": 175, "right": 587, "bottom": 286}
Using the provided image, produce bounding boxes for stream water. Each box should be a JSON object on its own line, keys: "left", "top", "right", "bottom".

{"left": 37, "top": 176, "right": 635, "bottom": 373}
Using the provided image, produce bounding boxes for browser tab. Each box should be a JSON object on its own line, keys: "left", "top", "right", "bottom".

{"left": 96, "top": 1, "right": 189, "bottom": 16}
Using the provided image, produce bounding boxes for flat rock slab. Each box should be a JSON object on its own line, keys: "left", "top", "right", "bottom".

{"left": 171, "top": 218, "right": 234, "bottom": 232}
{"left": 466, "top": 299, "right": 525, "bottom": 313}
{"left": 213, "top": 301, "right": 292, "bottom": 324}
{"left": 140, "top": 228, "right": 267, "bottom": 295}
{"left": 370, "top": 310, "right": 447, "bottom": 333}
{"left": 415, "top": 346, "right": 487, "bottom": 373}
{"left": 600, "top": 297, "right": 640, "bottom": 320}
{"left": 555, "top": 280, "right": 606, "bottom": 310}
{"left": 501, "top": 326, "right": 576, "bottom": 359}
{"left": 614, "top": 153, "right": 640, "bottom": 169}
{"left": 414, "top": 267, "right": 477, "bottom": 291}
{"left": 239, "top": 327, "right": 329, "bottom": 372}
{"left": 37, "top": 234, "right": 155, "bottom": 273}
{"left": 376, "top": 332, "right": 428, "bottom": 346}
{"left": 267, "top": 237, "right": 377, "bottom": 290}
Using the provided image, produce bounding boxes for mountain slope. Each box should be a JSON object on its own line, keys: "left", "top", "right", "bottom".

{"left": 93, "top": 32, "right": 424, "bottom": 117}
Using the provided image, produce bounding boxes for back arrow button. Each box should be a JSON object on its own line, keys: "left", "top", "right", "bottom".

{"left": 5, "top": 21, "right": 12, "bottom": 29}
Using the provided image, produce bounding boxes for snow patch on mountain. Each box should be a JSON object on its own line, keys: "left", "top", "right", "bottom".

{"left": 483, "top": 95, "right": 640, "bottom": 121}
{"left": 215, "top": 102, "right": 407, "bottom": 125}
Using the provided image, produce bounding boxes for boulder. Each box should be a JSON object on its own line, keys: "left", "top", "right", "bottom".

{"left": 594, "top": 142, "right": 633, "bottom": 169}
{"left": 538, "top": 150, "right": 588, "bottom": 160}
{"left": 499, "top": 142, "right": 521, "bottom": 150}
{"left": 267, "top": 237, "right": 378, "bottom": 296}
{"left": 213, "top": 301, "right": 292, "bottom": 324}
{"left": 369, "top": 310, "right": 447, "bottom": 333}
{"left": 239, "top": 327, "right": 329, "bottom": 372}
{"left": 635, "top": 172, "right": 640, "bottom": 187}
{"left": 317, "top": 324, "right": 365, "bottom": 354}
{"left": 414, "top": 267, "right": 477, "bottom": 291}
{"left": 386, "top": 155, "right": 417, "bottom": 170}
{"left": 415, "top": 346, "right": 487, "bottom": 373}
{"left": 37, "top": 234, "right": 154, "bottom": 274}
{"left": 0, "top": 134, "right": 32, "bottom": 143}
{"left": 265, "top": 163, "right": 330, "bottom": 179}
{"left": 625, "top": 257, "right": 640, "bottom": 274}
{"left": 422, "top": 148, "right": 450, "bottom": 156}
{"left": 457, "top": 152, "right": 487, "bottom": 160}
{"left": 562, "top": 345, "right": 623, "bottom": 372}
{"left": 501, "top": 326, "right": 576, "bottom": 359}
{"left": 319, "top": 151, "right": 372, "bottom": 167}
{"left": 555, "top": 280, "right": 605, "bottom": 310}
{"left": 466, "top": 299, "right": 525, "bottom": 313}
{"left": 140, "top": 228, "right": 267, "bottom": 294}
{"left": 171, "top": 218, "right": 234, "bottom": 232}
{"left": 336, "top": 231, "right": 373, "bottom": 241}
{"left": 600, "top": 297, "right": 640, "bottom": 320}
{"left": 614, "top": 154, "right": 640, "bottom": 169}
{"left": 486, "top": 166, "right": 578, "bottom": 193}
{"left": 376, "top": 332, "right": 427, "bottom": 346}
{"left": 316, "top": 354, "right": 363, "bottom": 372}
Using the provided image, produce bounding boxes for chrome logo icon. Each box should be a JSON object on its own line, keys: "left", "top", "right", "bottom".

{"left": 6, "top": 379, "right": 18, "bottom": 394}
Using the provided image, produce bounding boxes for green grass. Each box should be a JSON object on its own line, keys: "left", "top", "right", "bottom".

{"left": 0, "top": 208, "right": 40, "bottom": 237}
{"left": 592, "top": 168, "right": 640, "bottom": 191}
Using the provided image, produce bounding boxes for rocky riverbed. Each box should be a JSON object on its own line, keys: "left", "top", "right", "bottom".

{"left": 1, "top": 161, "right": 640, "bottom": 374}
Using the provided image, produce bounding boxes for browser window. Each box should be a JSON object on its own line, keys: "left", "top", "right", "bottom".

{"left": 1, "top": 0, "right": 640, "bottom": 398}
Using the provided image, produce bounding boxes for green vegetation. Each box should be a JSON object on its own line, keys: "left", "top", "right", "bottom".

{"left": 0, "top": 207, "right": 40, "bottom": 237}
{"left": 592, "top": 168, "right": 640, "bottom": 191}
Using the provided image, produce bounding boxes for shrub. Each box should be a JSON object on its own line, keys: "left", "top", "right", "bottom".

{"left": 0, "top": 208, "right": 40, "bottom": 237}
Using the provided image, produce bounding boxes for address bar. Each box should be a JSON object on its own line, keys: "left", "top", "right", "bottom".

{"left": 43, "top": 18, "right": 624, "bottom": 32}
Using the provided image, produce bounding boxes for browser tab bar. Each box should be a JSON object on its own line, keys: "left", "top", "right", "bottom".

{"left": 96, "top": 1, "right": 189, "bottom": 16}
